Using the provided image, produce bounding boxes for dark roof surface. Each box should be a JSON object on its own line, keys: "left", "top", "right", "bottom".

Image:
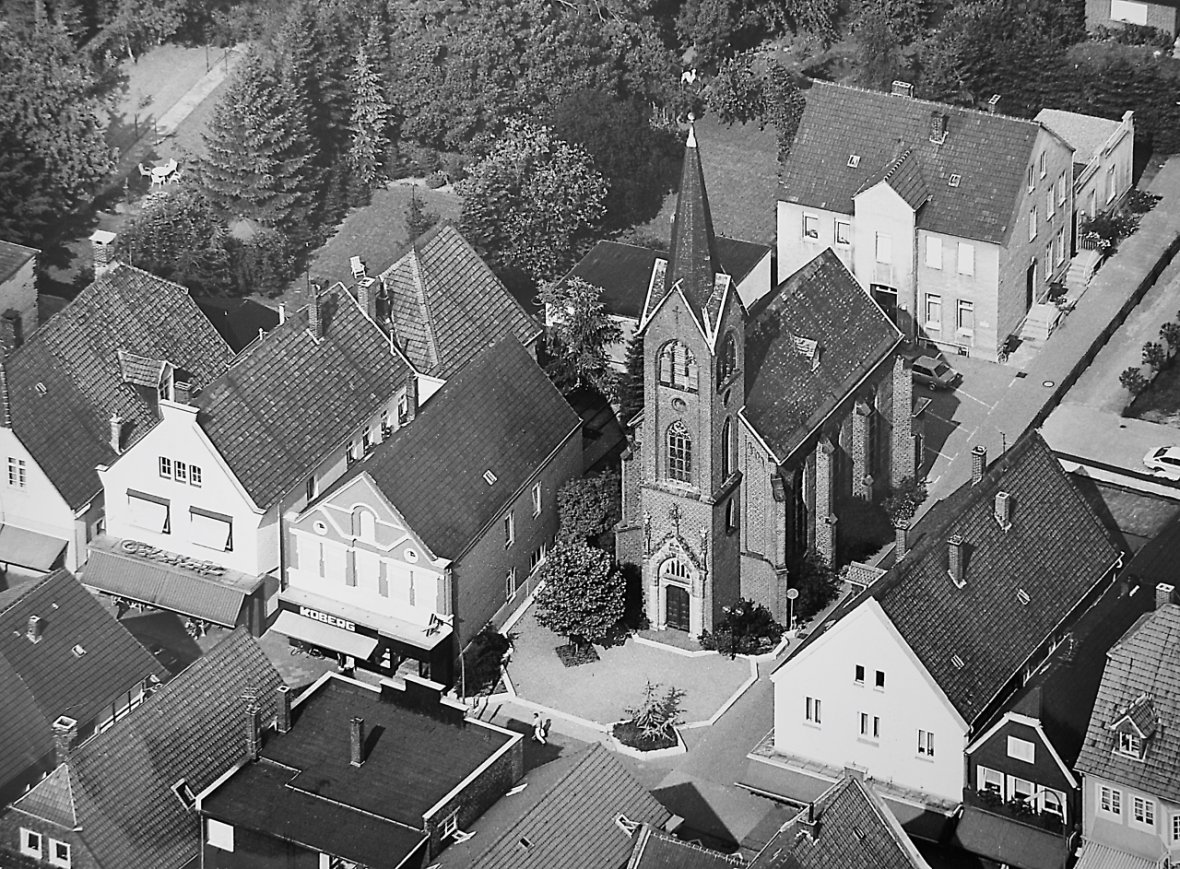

{"left": 0, "top": 570, "right": 164, "bottom": 794}
{"left": 628, "top": 826, "right": 743, "bottom": 869}
{"left": 196, "top": 297, "right": 281, "bottom": 353}
{"left": 6, "top": 264, "right": 233, "bottom": 509}
{"left": 748, "top": 776, "right": 930, "bottom": 869}
{"left": 376, "top": 221, "right": 540, "bottom": 378}
{"left": 1076, "top": 603, "right": 1180, "bottom": 803}
{"left": 336, "top": 337, "right": 580, "bottom": 558}
{"left": 660, "top": 130, "right": 720, "bottom": 322}
{"left": 0, "top": 240, "right": 38, "bottom": 284}
{"left": 562, "top": 237, "right": 770, "bottom": 320}
{"left": 781, "top": 81, "right": 1043, "bottom": 244}
{"left": 743, "top": 249, "right": 901, "bottom": 461}
{"left": 438, "top": 743, "right": 671, "bottom": 869}
{"left": 11, "top": 629, "right": 283, "bottom": 869}
{"left": 193, "top": 285, "right": 411, "bottom": 509}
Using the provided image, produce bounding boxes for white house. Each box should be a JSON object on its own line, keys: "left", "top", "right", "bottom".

{"left": 1034, "top": 108, "right": 1136, "bottom": 227}
{"left": 0, "top": 240, "right": 38, "bottom": 349}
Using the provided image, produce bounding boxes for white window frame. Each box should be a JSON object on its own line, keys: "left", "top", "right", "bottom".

{"left": 1117, "top": 731, "right": 1141, "bottom": 757}
{"left": 803, "top": 214, "right": 819, "bottom": 240}
{"left": 805, "top": 696, "right": 822, "bottom": 724}
{"left": 159, "top": 456, "right": 172, "bottom": 479}
{"left": 207, "top": 819, "right": 235, "bottom": 851}
{"left": 1056, "top": 172, "right": 1067, "bottom": 206}
{"left": 7, "top": 456, "right": 26, "bottom": 488}
{"left": 174, "top": 460, "right": 187, "bottom": 484}
{"left": 1039, "top": 150, "right": 1047, "bottom": 178}
{"left": 1171, "top": 812, "right": 1180, "bottom": 842}
{"left": 1055, "top": 228, "right": 1066, "bottom": 265}
{"left": 875, "top": 232, "right": 892, "bottom": 264}
{"left": 874, "top": 670, "right": 885, "bottom": 690}
{"left": 978, "top": 766, "right": 1003, "bottom": 795}
{"left": 1029, "top": 205, "right": 1037, "bottom": 241}
{"left": 1027, "top": 164, "right": 1035, "bottom": 192}
{"left": 859, "top": 712, "right": 880, "bottom": 742}
{"left": 854, "top": 664, "right": 865, "bottom": 684}
{"left": 505, "top": 568, "right": 517, "bottom": 601}
{"left": 1111, "top": 0, "right": 1148, "bottom": 25}
{"left": 1047, "top": 188, "right": 1055, "bottom": 219}
{"left": 925, "top": 236, "right": 943, "bottom": 270}
{"left": 957, "top": 242, "right": 975, "bottom": 276}
{"left": 957, "top": 300, "right": 975, "bottom": 335}
{"left": 440, "top": 811, "right": 460, "bottom": 838}
{"left": 1099, "top": 784, "right": 1123, "bottom": 818}
{"left": 504, "top": 512, "right": 514, "bottom": 548}
{"left": 924, "top": 294, "right": 942, "bottom": 331}
{"left": 189, "top": 464, "right": 202, "bottom": 487}
{"left": 48, "top": 838, "right": 71, "bottom": 869}
{"left": 917, "top": 729, "right": 935, "bottom": 758}
{"left": 531, "top": 483, "right": 542, "bottom": 517}
{"left": 1133, "top": 795, "right": 1156, "bottom": 830}
{"left": 20, "top": 828, "right": 43, "bottom": 859}
{"left": 1107, "top": 164, "right": 1118, "bottom": 203}
{"left": 1007, "top": 735, "right": 1035, "bottom": 763}
{"left": 835, "top": 220, "right": 851, "bottom": 246}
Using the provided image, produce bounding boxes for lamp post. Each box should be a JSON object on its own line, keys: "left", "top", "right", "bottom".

{"left": 786, "top": 587, "right": 799, "bottom": 634}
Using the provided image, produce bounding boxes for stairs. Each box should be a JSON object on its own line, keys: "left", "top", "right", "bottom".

{"left": 1064, "top": 249, "right": 1104, "bottom": 295}
{"left": 1020, "top": 302, "right": 1062, "bottom": 342}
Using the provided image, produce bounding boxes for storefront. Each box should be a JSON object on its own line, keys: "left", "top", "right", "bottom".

{"left": 275, "top": 586, "right": 454, "bottom": 686}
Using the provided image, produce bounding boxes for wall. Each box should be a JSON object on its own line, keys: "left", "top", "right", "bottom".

{"left": 0, "top": 427, "right": 86, "bottom": 572}
{"left": 0, "top": 254, "right": 38, "bottom": 347}
{"left": 851, "top": 184, "right": 917, "bottom": 338}
{"left": 201, "top": 819, "right": 320, "bottom": 869}
{"left": 1085, "top": 0, "right": 1179, "bottom": 34}
{"left": 1075, "top": 113, "right": 1136, "bottom": 226}
{"left": 1082, "top": 774, "right": 1178, "bottom": 861}
{"left": 422, "top": 731, "right": 524, "bottom": 856}
{"left": 772, "top": 598, "right": 967, "bottom": 804}
{"left": 777, "top": 202, "right": 854, "bottom": 281}
{"left": 915, "top": 232, "right": 1002, "bottom": 359}
{"left": 733, "top": 251, "right": 774, "bottom": 309}
{"left": 0, "top": 814, "right": 97, "bottom": 869}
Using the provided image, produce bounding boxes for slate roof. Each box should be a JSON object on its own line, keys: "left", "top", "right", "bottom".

{"left": 1076, "top": 603, "right": 1180, "bottom": 804}
{"left": 0, "top": 240, "right": 38, "bottom": 284}
{"left": 5, "top": 264, "right": 233, "bottom": 509}
{"left": 0, "top": 570, "right": 164, "bottom": 797}
{"left": 781, "top": 81, "right": 1046, "bottom": 245}
{"left": 560, "top": 237, "right": 771, "bottom": 321}
{"left": 375, "top": 221, "right": 541, "bottom": 378}
{"left": 9, "top": 629, "right": 283, "bottom": 869}
{"left": 335, "top": 337, "right": 580, "bottom": 559}
{"left": 437, "top": 743, "right": 671, "bottom": 869}
{"left": 627, "top": 826, "right": 744, "bottom": 869}
{"left": 193, "top": 285, "right": 411, "bottom": 510}
{"left": 196, "top": 297, "right": 281, "bottom": 353}
{"left": 743, "top": 249, "right": 901, "bottom": 461}
{"left": 747, "top": 776, "right": 931, "bottom": 869}
{"left": 1034, "top": 109, "right": 1124, "bottom": 167}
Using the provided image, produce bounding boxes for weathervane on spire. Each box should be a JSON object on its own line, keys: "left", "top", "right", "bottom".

{"left": 686, "top": 112, "right": 697, "bottom": 148}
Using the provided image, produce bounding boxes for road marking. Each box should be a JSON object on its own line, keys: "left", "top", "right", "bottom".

{"left": 956, "top": 388, "right": 993, "bottom": 409}
{"left": 927, "top": 410, "right": 958, "bottom": 426}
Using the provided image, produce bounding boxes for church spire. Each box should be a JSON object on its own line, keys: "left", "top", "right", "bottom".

{"left": 665, "top": 117, "right": 719, "bottom": 315}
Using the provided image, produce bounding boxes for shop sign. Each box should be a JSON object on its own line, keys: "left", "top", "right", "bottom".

{"left": 299, "top": 606, "right": 356, "bottom": 632}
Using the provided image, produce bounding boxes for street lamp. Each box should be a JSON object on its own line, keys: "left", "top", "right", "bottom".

{"left": 786, "top": 587, "right": 799, "bottom": 634}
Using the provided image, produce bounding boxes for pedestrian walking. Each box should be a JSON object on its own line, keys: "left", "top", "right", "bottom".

{"left": 532, "top": 712, "right": 547, "bottom": 745}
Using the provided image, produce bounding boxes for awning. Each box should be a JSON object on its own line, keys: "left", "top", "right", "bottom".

{"left": 127, "top": 490, "right": 170, "bottom": 534}
{"left": 951, "top": 805, "right": 1068, "bottom": 869}
{"left": 1074, "top": 842, "right": 1158, "bottom": 869}
{"left": 0, "top": 525, "right": 67, "bottom": 571}
{"left": 272, "top": 610, "right": 378, "bottom": 660}
{"left": 280, "top": 586, "right": 451, "bottom": 651}
{"left": 189, "top": 508, "right": 232, "bottom": 552}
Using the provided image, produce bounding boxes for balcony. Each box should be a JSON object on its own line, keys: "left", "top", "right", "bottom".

{"left": 953, "top": 789, "right": 1074, "bottom": 869}
{"left": 963, "top": 786, "right": 1067, "bottom": 835}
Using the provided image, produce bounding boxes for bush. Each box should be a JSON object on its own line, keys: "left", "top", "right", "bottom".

{"left": 557, "top": 472, "right": 621, "bottom": 547}
{"left": 1144, "top": 340, "right": 1168, "bottom": 371}
{"left": 1091, "top": 23, "right": 1175, "bottom": 49}
{"left": 1127, "top": 189, "right": 1162, "bottom": 214}
{"left": 1120, "top": 366, "right": 1149, "bottom": 395}
{"left": 425, "top": 171, "right": 448, "bottom": 189}
{"left": 792, "top": 549, "right": 842, "bottom": 622}
{"left": 698, "top": 599, "right": 784, "bottom": 655}
{"left": 1081, "top": 210, "right": 1139, "bottom": 248}
{"left": 618, "top": 679, "right": 684, "bottom": 749}
{"left": 460, "top": 625, "right": 513, "bottom": 696}
{"left": 884, "top": 476, "right": 928, "bottom": 523}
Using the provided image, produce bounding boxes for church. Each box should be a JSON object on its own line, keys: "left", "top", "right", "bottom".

{"left": 614, "top": 126, "right": 918, "bottom": 636}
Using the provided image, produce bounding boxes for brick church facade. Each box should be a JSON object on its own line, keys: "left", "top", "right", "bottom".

{"left": 616, "top": 127, "right": 917, "bottom": 636}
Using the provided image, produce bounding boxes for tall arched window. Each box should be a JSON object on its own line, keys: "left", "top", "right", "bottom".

{"left": 352, "top": 508, "right": 376, "bottom": 542}
{"left": 718, "top": 333, "right": 737, "bottom": 387}
{"left": 721, "top": 417, "right": 732, "bottom": 478}
{"left": 666, "top": 421, "right": 692, "bottom": 483}
{"left": 658, "top": 341, "right": 698, "bottom": 392}
{"left": 660, "top": 557, "right": 690, "bottom": 583}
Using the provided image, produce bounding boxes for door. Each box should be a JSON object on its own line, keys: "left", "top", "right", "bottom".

{"left": 870, "top": 284, "right": 898, "bottom": 325}
{"left": 1026, "top": 260, "right": 1037, "bottom": 310}
{"left": 665, "top": 585, "right": 690, "bottom": 632}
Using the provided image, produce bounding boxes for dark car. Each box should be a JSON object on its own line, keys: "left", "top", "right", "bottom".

{"left": 912, "top": 354, "right": 960, "bottom": 390}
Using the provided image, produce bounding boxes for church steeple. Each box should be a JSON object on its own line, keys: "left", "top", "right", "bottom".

{"left": 665, "top": 118, "right": 720, "bottom": 316}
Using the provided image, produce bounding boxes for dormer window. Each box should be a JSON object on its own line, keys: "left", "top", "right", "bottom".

{"left": 1118, "top": 732, "right": 1143, "bottom": 758}
{"left": 847, "top": 155, "right": 861, "bottom": 168}
{"left": 948, "top": 174, "right": 961, "bottom": 188}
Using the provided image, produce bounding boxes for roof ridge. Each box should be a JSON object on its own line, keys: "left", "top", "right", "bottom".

{"left": 807, "top": 78, "right": 1041, "bottom": 129}
{"left": 406, "top": 238, "right": 442, "bottom": 373}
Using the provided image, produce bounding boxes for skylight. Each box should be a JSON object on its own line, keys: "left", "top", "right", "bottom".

{"left": 1017, "top": 589, "right": 1030, "bottom": 605}
{"left": 71, "top": 644, "right": 86, "bottom": 658}
{"left": 847, "top": 155, "right": 861, "bottom": 168}
{"left": 483, "top": 470, "right": 497, "bottom": 485}
{"left": 952, "top": 654, "right": 965, "bottom": 669}
{"left": 949, "top": 174, "right": 962, "bottom": 188}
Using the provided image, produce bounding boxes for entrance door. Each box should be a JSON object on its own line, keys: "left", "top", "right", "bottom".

{"left": 870, "top": 284, "right": 898, "bottom": 325}
{"left": 666, "top": 585, "right": 690, "bottom": 632}
{"left": 1026, "top": 260, "right": 1037, "bottom": 310}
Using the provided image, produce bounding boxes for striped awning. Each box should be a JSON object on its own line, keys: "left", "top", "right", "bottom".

{"left": 1074, "top": 842, "right": 1157, "bottom": 869}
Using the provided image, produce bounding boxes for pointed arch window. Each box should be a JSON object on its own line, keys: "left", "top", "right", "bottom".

{"left": 660, "top": 557, "right": 690, "bottom": 583}
{"left": 658, "top": 341, "right": 698, "bottom": 392}
{"left": 666, "top": 421, "right": 692, "bottom": 483}
{"left": 718, "top": 333, "right": 737, "bottom": 387}
{"left": 721, "top": 417, "right": 733, "bottom": 478}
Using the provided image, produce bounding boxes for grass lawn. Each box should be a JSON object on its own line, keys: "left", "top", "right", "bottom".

{"left": 104, "top": 45, "right": 216, "bottom": 156}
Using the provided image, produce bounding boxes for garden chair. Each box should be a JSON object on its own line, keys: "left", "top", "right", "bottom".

{"left": 350, "top": 256, "right": 366, "bottom": 280}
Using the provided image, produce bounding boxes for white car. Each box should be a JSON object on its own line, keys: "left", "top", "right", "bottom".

{"left": 1143, "top": 446, "right": 1180, "bottom": 480}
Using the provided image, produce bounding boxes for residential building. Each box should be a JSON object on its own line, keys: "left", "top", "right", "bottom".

{"left": 779, "top": 81, "right": 1075, "bottom": 361}
{"left": 1035, "top": 108, "right": 1136, "bottom": 227}
{"left": 88, "top": 284, "right": 417, "bottom": 633}
{"left": 616, "top": 124, "right": 915, "bottom": 635}
{"left": 1086, "top": 0, "right": 1180, "bottom": 35}
{"left": 628, "top": 828, "right": 744, "bottom": 869}
{"left": 195, "top": 297, "right": 281, "bottom": 354}
{"left": 554, "top": 236, "right": 772, "bottom": 370}
{"left": 197, "top": 671, "right": 523, "bottom": 869}
{"left": 1074, "top": 585, "right": 1180, "bottom": 869}
{"left": 0, "top": 629, "right": 283, "bottom": 869}
{"left": 0, "top": 263, "right": 232, "bottom": 574}
{"left": 280, "top": 337, "right": 581, "bottom": 682}
{"left": 438, "top": 743, "right": 672, "bottom": 869}
{"left": 0, "top": 240, "right": 38, "bottom": 348}
{"left": 0, "top": 569, "right": 165, "bottom": 805}
{"left": 759, "top": 433, "right": 1122, "bottom": 837}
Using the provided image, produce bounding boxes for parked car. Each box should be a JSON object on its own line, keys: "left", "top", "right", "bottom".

{"left": 1143, "top": 446, "right": 1180, "bottom": 480}
{"left": 911, "top": 355, "right": 961, "bottom": 390}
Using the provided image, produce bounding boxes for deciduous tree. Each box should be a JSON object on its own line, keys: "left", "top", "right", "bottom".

{"left": 535, "top": 542, "right": 625, "bottom": 650}
{"left": 556, "top": 471, "right": 622, "bottom": 547}
{"left": 537, "top": 275, "right": 622, "bottom": 397}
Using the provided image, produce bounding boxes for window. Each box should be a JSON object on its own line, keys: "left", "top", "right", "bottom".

{"left": 949, "top": 173, "right": 961, "bottom": 187}
{"left": 725, "top": 498, "right": 738, "bottom": 532}
{"left": 159, "top": 456, "right": 172, "bottom": 478}
{"left": 1107, "top": 164, "right": 1117, "bottom": 203}
{"left": 1056, "top": 228, "right": 1066, "bottom": 264}
{"left": 505, "top": 568, "right": 517, "bottom": 601}
{"left": 1042, "top": 789, "right": 1065, "bottom": 821}
{"left": 859, "top": 712, "right": 880, "bottom": 741}
{"left": 803, "top": 214, "right": 819, "bottom": 239}
{"left": 854, "top": 664, "right": 865, "bottom": 684}
{"left": 917, "top": 729, "right": 935, "bottom": 757}
{"left": 718, "top": 333, "right": 737, "bottom": 385}
{"left": 874, "top": 670, "right": 885, "bottom": 689}
{"left": 666, "top": 421, "right": 692, "bottom": 483}
{"left": 924, "top": 294, "right": 942, "bottom": 330}
{"left": 1027, "top": 164, "right": 1035, "bottom": 191}
{"left": 658, "top": 341, "right": 698, "bottom": 392}
{"left": 805, "top": 696, "right": 822, "bottom": 724}
{"left": 207, "top": 819, "right": 235, "bottom": 851}
{"left": 189, "top": 465, "right": 202, "bottom": 487}
{"left": 1111, "top": 0, "right": 1148, "bottom": 25}
{"left": 957, "top": 300, "right": 975, "bottom": 334}
{"left": 1047, "top": 188, "right": 1055, "bottom": 219}
{"left": 1133, "top": 796, "right": 1156, "bottom": 828}
{"left": 721, "top": 418, "right": 732, "bottom": 478}
{"left": 978, "top": 766, "right": 1003, "bottom": 795}
{"left": 174, "top": 461, "right": 187, "bottom": 483}
{"left": 20, "top": 829, "right": 42, "bottom": 859}
{"left": 1171, "top": 813, "right": 1180, "bottom": 842}
{"left": 172, "top": 778, "right": 196, "bottom": 809}
{"left": 305, "top": 476, "right": 317, "bottom": 503}
{"left": 847, "top": 154, "right": 861, "bottom": 167}
{"left": 1007, "top": 735, "right": 1035, "bottom": 763}
{"left": 1028, "top": 205, "right": 1037, "bottom": 241}
{"left": 191, "top": 508, "right": 233, "bottom": 551}
{"left": 127, "top": 490, "right": 170, "bottom": 534}
{"left": 835, "top": 220, "right": 851, "bottom": 246}
{"left": 49, "top": 839, "right": 71, "bottom": 869}
{"left": 7, "top": 457, "right": 26, "bottom": 488}
{"left": 1039, "top": 150, "right": 1047, "bottom": 178}
{"left": 1056, "top": 172, "right": 1067, "bottom": 206}
{"left": 531, "top": 483, "right": 542, "bottom": 517}
{"left": 380, "top": 410, "right": 390, "bottom": 437}
{"left": 1099, "top": 784, "right": 1122, "bottom": 817}
{"left": 875, "top": 232, "right": 892, "bottom": 264}
{"left": 957, "top": 242, "right": 975, "bottom": 276}
{"left": 440, "top": 812, "right": 459, "bottom": 839}
{"left": 925, "top": 237, "right": 942, "bottom": 269}
{"left": 529, "top": 545, "right": 547, "bottom": 573}
{"left": 397, "top": 394, "right": 409, "bottom": 425}
{"left": 1118, "top": 732, "right": 1142, "bottom": 757}
{"left": 503, "top": 513, "right": 514, "bottom": 548}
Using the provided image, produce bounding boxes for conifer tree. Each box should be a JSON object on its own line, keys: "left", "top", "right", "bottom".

{"left": 347, "top": 43, "right": 392, "bottom": 195}
{"left": 619, "top": 332, "right": 645, "bottom": 426}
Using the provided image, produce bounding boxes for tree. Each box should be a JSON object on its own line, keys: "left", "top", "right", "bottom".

{"left": 557, "top": 471, "right": 622, "bottom": 546}
{"left": 619, "top": 332, "right": 645, "bottom": 426}
{"left": 792, "top": 549, "right": 841, "bottom": 621}
{"left": 404, "top": 188, "right": 439, "bottom": 242}
{"left": 346, "top": 42, "right": 393, "bottom": 198}
{"left": 623, "top": 680, "right": 685, "bottom": 743}
{"left": 763, "top": 63, "right": 806, "bottom": 160}
{"left": 534, "top": 542, "right": 625, "bottom": 650}
{"left": 708, "top": 51, "right": 766, "bottom": 125}
{"left": 1143, "top": 341, "right": 1167, "bottom": 372}
{"left": 1120, "top": 366, "right": 1149, "bottom": 396}
{"left": 883, "top": 476, "right": 928, "bottom": 523}
{"left": 536, "top": 276, "right": 622, "bottom": 397}
{"left": 96, "top": 0, "right": 185, "bottom": 60}
{"left": 852, "top": 4, "right": 907, "bottom": 91}
{"left": 458, "top": 120, "right": 607, "bottom": 283}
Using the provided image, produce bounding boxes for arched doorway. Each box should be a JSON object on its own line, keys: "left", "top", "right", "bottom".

{"left": 665, "top": 585, "right": 690, "bottom": 631}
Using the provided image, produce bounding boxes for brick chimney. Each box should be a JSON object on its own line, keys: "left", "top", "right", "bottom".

{"left": 89, "top": 229, "right": 117, "bottom": 278}
{"left": 307, "top": 290, "right": 321, "bottom": 338}
{"left": 27, "top": 614, "right": 44, "bottom": 643}
{"left": 971, "top": 445, "right": 987, "bottom": 485}
{"left": 893, "top": 518, "right": 909, "bottom": 561}
{"left": 890, "top": 80, "right": 914, "bottom": 98}
{"left": 173, "top": 381, "right": 192, "bottom": 405}
{"left": 275, "top": 685, "right": 292, "bottom": 734}
{"left": 403, "top": 373, "right": 418, "bottom": 424}
{"left": 277, "top": 303, "right": 286, "bottom": 325}
{"left": 350, "top": 716, "right": 365, "bottom": 766}
{"left": 947, "top": 535, "right": 966, "bottom": 587}
{"left": 245, "top": 698, "right": 262, "bottom": 761}
{"left": 994, "top": 491, "right": 1012, "bottom": 529}
{"left": 1157, "top": 583, "right": 1175, "bottom": 609}
{"left": 929, "top": 111, "right": 948, "bottom": 144}
{"left": 987, "top": 94, "right": 1001, "bottom": 114}
{"left": 52, "top": 715, "right": 78, "bottom": 765}
{"left": 357, "top": 278, "right": 375, "bottom": 321}
{"left": 797, "top": 802, "right": 819, "bottom": 841}
{"left": 1, "top": 311, "right": 22, "bottom": 353}
{"left": 109, "top": 413, "right": 123, "bottom": 454}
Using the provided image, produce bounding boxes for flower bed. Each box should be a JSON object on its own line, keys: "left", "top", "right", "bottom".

{"left": 555, "top": 643, "right": 600, "bottom": 667}
{"left": 610, "top": 721, "right": 686, "bottom": 758}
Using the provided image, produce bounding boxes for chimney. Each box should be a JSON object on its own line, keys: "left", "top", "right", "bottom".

{"left": 277, "top": 303, "right": 286, "bottom": 325}
{"left": 109, "top": 413, "right": 123, "bottom": 454}
{"left": 994, "top": 491, "right": 1012, "bottom": 529}
{"left": 893, "top": 518, "right": 909, "bottom": 561}
{"left": 89, "top": 229, "right": 117, "bottom": 277}
{"left": 350, "top": 716, "right": 365, "bottom": 766}
{"left": 51, "top": 716, "right": 78, "bottom": 765}
{"left": 797, "top": 803, "right": 819, "bottom": 840}
{"left": 987, "top": 94, "right": 1001, "bottom": 114}
{"left": 173, "top": 381, "right": 192, "bottom": 405}
{"left": 929, "top": 111, "right": 948, "bottom": 144}
{"left": 26, "top": 614, "right": 44, "bottom": 643}
{"left": 1157, "top": 583, "right": 1175, "bottom": 610}
{"left": 357, "top": 278, "right": 375, "bottom": 321}
{"left": 0, "top": 363, "right": 9, "bottom": 429}
{"left": 947, "top": 535, "right": 965, "bottom": 587}
{"left": 1, "top": 311, "right": 21, "bottom": 352}
{"left": 308, "top": 291, "right": 321, "bottom": 338}
{"left": 404, "top": 373, "right": 419, "bottom": 424}
{"left": 245, "top": 699, "right": 262, "bottom": 761}
{"left": 890, "top": 80, "right": 914, "bottom": 98}
{"left": 970, "top": 445, "right": 987, "bottom": 484}
{"left": 275, "top": 685, "right": 292, "bottom": 734}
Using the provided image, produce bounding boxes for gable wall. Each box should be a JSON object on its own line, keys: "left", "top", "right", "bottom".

{"left": 0, "top": 428, "right": 80, "bottom": 571}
